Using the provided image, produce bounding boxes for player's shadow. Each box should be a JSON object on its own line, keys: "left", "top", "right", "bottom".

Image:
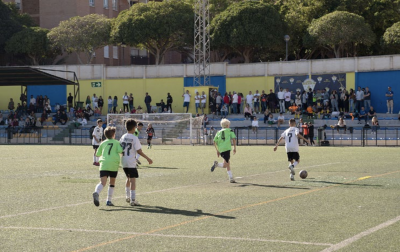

{"left": 307, "top": 181, "right": 382, "bottom": 187}
{"left": 140, "top": 166, "right": 179, "bottom": 169}
{"left": 236, "top": 182, "right": 310, "bottom": 190}
{"left": 100, "top": 205, "right": 235, "bottom": 219}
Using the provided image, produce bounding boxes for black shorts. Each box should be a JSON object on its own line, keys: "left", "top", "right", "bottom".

{"left": 93, "top": 145, "right": 99, "bottom": 150}
{"left": 123, "top": 168, "right": 139, "bottom": 178}
{"left": 220, "top": 150, "right": 231, "bottom": 163}
{"left": 147, "top": 136, "right": 153, "bottom": 141}
{"left": 100, "top": 170, "right": 118, "bottom": 178}
{"left": 287, "top": 152, "right": 300, "bottom": 162}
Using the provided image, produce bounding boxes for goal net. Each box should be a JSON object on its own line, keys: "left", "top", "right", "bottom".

{"left": 107, "top": 113, "right": 204, "bottom": 145}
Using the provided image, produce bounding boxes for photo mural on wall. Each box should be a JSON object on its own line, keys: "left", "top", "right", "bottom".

{"left": 274, "top": 74, "right": 347, "bottom": 93}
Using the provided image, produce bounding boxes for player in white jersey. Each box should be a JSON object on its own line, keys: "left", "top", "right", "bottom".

{"left": 92, "top": 119, "right": 104, "bottom": 166}
{"left": 120, "top": 119, "right": 153, "bottom": 206}
{"left": 274, "top": 119, "right": 310, "bottom": 181}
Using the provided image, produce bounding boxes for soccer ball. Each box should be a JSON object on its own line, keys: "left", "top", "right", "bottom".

{"left": 299, "top": 170, "right": 308, "bottom": 179}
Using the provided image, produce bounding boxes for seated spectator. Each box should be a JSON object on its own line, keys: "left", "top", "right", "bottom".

{"left": 368, "top": 106, "right": 376, "bottom": 121}
{"left": 136, "top": 105, "right": 144, "bottom": 114}
{"left": 267, "top": 114, "right": 277, "bottom": 125}
{"left": 29, "top": 111, "right": 37, "bottom": 126}
{"left": 358, "top": 107, "right": 367, "bottom": 124}
{"left": 0, "top": 111, "right": 3, "bottom": 125}
{"left": 263, "top": 109, "right": 272, "bottom": 124}
{"left": 53, "top": 111, "right": 61, "bottom": 125}
{"left": 60, "top": 111, "right": 68, "bottom": 125}
{"left": 81, "top": 117, "right": 88, "bottom": 126}
{"left": 244, "top": 104, "right": 253, "bottom": 120}
{"left": 203, "top": 114, "right": 209, "bottom": 128}
{"left": 334, "top": 117, "right": 347, "bottom": 133}
{"left": 131, "top": 106, "right": 137, "bottom": 114}
{"left": 220, "top": 104, "right": 228, "bottom": 118}
{"left": 162, "top": 107, "right": 168, "bottom": 113}
{"left": 44, "top": 103, "right": 52, "bottom": 114}
{"left": 40, "top": 111, "right": 48, "bottom": 126}
{"left": 108, "top": 119, "right": 116, "bottom": 127}
{"left": 289, "top": 103, "right": 298, "bottom": 114}
{"left": 371, "top": 116, "right": 379, "bottom": 134}
{"left": 94, "top": 107, "right": 101, "bottom": 116}
{"left": 277, "top": 112, "right": 285, "bottom": 127}
{"left": 306, "top": 105, "right": 313, "bottom": 118}
{"left": 251, "top": 117, "right": 259, "bottom": 134}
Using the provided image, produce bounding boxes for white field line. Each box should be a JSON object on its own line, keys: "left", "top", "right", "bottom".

{"left": 320, "top": 215, "right": 400, "bottom": 252}
{"left": 0, "top": 162, "right": 338, "bottom": 220}
{"left": 0, "top": 226, "right": 333, "bottom": 247}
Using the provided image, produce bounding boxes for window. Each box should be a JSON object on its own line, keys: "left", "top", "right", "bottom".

{"left": 112, "top": 0, "right": 118, "bottom": 10}
{"left": 104, "top": 46, "right": 109, "bottom": 58}
{"left": 129, "top": 0, "right": 137, "bottom": 7}
{"left": 113, "top": 46, "right": 118, "bottom": 59}
{"left": 131, "top": 48, "right": 147, "bottom": 57}
{"left": 89, "top": 0, "right": 94, "bottom": 7}
{"left": 103, "top": 0, "right": 108, "bottom": 9}
{"left": 15, "top": 0, "right": 21, "bottom": 9}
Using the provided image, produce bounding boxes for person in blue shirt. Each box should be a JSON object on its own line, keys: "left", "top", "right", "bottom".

{"left": 358, "top": 107, "right": 367, "bottom": 124}
{"left": 386, "top": 86, "right": 394, "bottom": 114}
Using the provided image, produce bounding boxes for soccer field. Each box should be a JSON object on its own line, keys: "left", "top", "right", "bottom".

{"left": 0, "top": 145, "right": 399, "bottom": 252}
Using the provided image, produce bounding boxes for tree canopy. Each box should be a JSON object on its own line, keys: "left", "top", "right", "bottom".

{"left": 383, "top": 22, "right": 400, "bottom": 53}
{"left": 0, "top": 1, "right": 22, "bottom": 51}
{"left": 48, "top": 14, "right": 111, "bottom": 64}
{"left": 210, "top": 1, "right": 285, "bottom": 63}
{"left": 5, "top": 27, "right": 58, "bottom": 65}
{"left": 112, "top": 0, "right": 193, "bottom": 65}
{"left": 307, "top": 11, "right": 375, "bottom": 58}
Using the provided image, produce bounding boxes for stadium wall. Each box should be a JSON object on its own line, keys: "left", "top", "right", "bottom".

{"left": 356, "top": 71, "right": 400, "bottom": 113}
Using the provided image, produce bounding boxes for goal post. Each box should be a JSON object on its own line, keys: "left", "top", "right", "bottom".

{"left": 107, "top": 113, "right": 204, "bottom": 145}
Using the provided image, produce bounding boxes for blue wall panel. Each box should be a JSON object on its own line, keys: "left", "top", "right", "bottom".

{"left": 356, "top": 71, "right": 399, "bottom": 113}
{"left": 27, "top": 85, "right": 67, "bottom": 107}
{"left": 184, "top": 76, "right": 226, "bottom": 96}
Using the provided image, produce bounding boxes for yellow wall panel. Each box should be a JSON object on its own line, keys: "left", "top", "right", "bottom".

{"left": 0, "top": 86, "right": 22, "bottom": 111}
{"left": 346, "top": 72, "right": 355, "bottom": 91}
{"left": 226, "top": 77, "right": 269, "bottom": 95}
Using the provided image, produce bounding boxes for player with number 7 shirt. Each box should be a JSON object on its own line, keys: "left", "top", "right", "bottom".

{"left": 274, "top": 119, "right": 310, "bottom": 181}
{"left": 120, "top": 119, "right": 153, "bottom": 206}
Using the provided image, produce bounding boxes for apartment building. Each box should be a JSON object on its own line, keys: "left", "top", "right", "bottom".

{"left": 4, "top": 0, "right": 183, "bottom": 65}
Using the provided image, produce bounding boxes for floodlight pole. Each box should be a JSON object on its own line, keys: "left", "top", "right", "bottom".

{"left": 194, "top": 0, "right": 210, "bottom": 86}
{"left": 284, "top": 35, "right": 290, "bottom": 61}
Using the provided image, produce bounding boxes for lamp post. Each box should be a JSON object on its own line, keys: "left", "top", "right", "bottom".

{"left": 284, "top": 35, "right": 290, "bottom": 61}
{"left": 121, "top": 43, "right": 126, "bottom": 65}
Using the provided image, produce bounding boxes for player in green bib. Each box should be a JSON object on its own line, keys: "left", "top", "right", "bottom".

{"left": 211, "top": 119, "right": 237, "bottom": 183}
{"left": 134, "top": 122, "right": 144, "bottom": 165}
{"left": 92, "top": 126, "right": 123, "bottom": 207}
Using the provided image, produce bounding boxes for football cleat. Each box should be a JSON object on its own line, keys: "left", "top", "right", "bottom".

{"left": 106, "top": 201, "right": 114, "bottom": 206}
{"left": 230, "top": 179, "right": 236, "bottom": 183}
{"left": 211, "top": 161, "right": 218, "bottom": 172}
{"left": 93, "top": 192, "right": 99, "bottom": 207}
{"left": 130, "top": 200, "right": 141, "bottom": 206}
{"left": 126, "top": 198, "right": 130, "bottom": 203}
{"left": 288, "top": 164, "right": 295, "bottom": 175}
{"left": 290, "top": 174, "right": 295, "bottom": 181}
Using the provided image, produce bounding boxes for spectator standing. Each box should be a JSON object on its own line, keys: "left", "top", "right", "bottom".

{"left": 238, "top": 93, "right": 243, "bottom": 114}
{"left": 386, "top": 86, "right": 394, "bottom": 114}
{"left": 201, "top": 91, "right": 207, "bottom": 114}
{"left": 129, "top": 93, "right": 134, "bottom": 112}
{"left": 85, "top": 95, "right": 91, "bottom": 109}
{"left": 260, "top": 90, "right": 267, "bottom": 113}
{"left": 295, "top": 91, "right": 302, "bottom": 108}
{"left": 107, "top": 96, "right": 113, "bottom": 113}
{"left": 277, "top": 88, "right": 285, "bottom": 113}
{"left": 254, "top": 90, "right": 260, "bottom": 114}
{"left": 98, "top": 96, "right": 104, "bottom": 114}
{"left": 349, "top": 89, "right": 355, "bottom": 113}
{"left": 113, "top": 96, "right": 118, "bottom": 114}
{"left": 330, "top": 90, "right": 339, "bottom": 112}
{"left": 194, "top": 91, "right": 201, "bottom": 114}
{"left": 8, "top": 98, "right": 15, "bottom": 111}
{"left": 216, "top": 92, "right": 222, "bottom": 111}
{"left": 307, "top": 88, "right": 313, "bottom": 107}
{"left": 363, "top": 87, "right": 371, "bottom": 111}
{"left": 268, "top": 90, "right": 277, "bottom": 113}
{"left": 122, "top": 92, "right": 129, "bottom": 112}
{"left": 182, "top": 90, "right": 191, "bottom": 113}
{"left": 246, "top": 91, "right": 254, "bottom": 110}
{"left": 92, "top": 94, "right": 98, "bottom": 110}
{"left": 308, "top": 121, "right": 315, "bottom": 146}
{"left": 344, "top": 90, "right": 350, "bottom": 113}
{"left": 30, "top": 95, "right": 36, "bottom": 108}
{"left": 232, "top": 91, "right": 238, "bottom": 114}
{"left": 284, "top": 89, "right": 292, "bottom": 113}
{"left": 223, "top": 93, "right": 230, "bottom": 109}
{"left": 68, "top": 93, "right": 73, "bottom": 112}
{"left": 356, "top": 87, "right": 364, "bottom": 112}
{"left": 145, "top": 92, "right": 152, "bottom": 113}
{"left": 167, "top": 93, "right": 173, "bottom": 113}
